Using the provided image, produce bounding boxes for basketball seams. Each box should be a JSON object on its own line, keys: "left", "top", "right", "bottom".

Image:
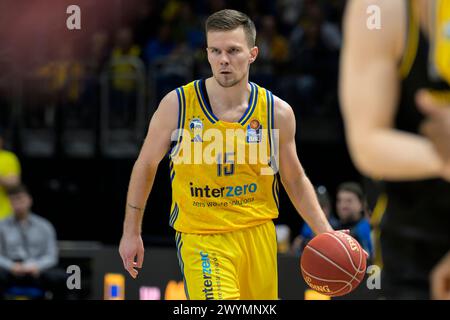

{"left": 325, "top": 232, "right": 365, "bottom": 274}
{"left": 304, "top": 245, "right": 361, "bottom": 285}
{"left": 300, "top": 268, "right": 350, "bottom": 284}
{"left": 357, "top": 239, "right": 363, "bottom": 273}
{"left": 301, "top": 267, "right": 353, "bottom": 296}
{"left": 325, "top": 232, "right": 358, "bottom": 272}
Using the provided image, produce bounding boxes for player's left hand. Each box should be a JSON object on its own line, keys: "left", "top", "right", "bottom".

{"left": 431, "top": 251, "right": 450, "bottom": 300}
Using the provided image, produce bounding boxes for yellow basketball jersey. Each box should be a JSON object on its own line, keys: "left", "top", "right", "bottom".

{"left": 168, "top": 79, "right": 279, "bottom": 234}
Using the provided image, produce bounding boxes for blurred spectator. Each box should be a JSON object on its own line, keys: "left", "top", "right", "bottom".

{"left": 36, "top": 43, "right": 85, "bottom": 106}
{"left": 110, "top": 26, "right": 142, "bottom": 127}
{"left": 111, "top": 26, "right": 141, "bottom": 92}
{"left": 253, "top": 15, "right": 289, "bottom": 88}
{"left": 291, "top": 185, "right": 340, "bottom": 256}
{"left": 257, "top": 15, "right": 289, "bottom": 64}
{"left": 144, "top": 23, "right": 176, "bottom": 65}
{"left": 281, "top": 1, "right": 341, "bottom": 116}
{"left": 0, "top": 185, "right": 67, "bottom": 299}
{"left": 275, "top": 224, "right": 292, "bottom": 254}
{"left": 78, "top": 31, "right": 111, "bottom": 130}
{"left": 336, "top": 182, "right": 373, "bottom": 259}
{"left": 35, "top": 42, "right": 85, "bottom": 130}
{"left": 86, "top": 31, "right": 110, "bottom": 76}
{"left": 144, "top": 23, "right": 193, "bottom": 101}
{"left": 0, "top": 128, "right": 20, "bottom": 220}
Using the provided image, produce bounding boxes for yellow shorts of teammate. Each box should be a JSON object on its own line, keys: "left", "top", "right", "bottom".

{"left": 175, "top": 220, "right": 278, "bottom": 300}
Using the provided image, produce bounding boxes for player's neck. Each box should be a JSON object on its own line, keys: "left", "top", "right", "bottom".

{"left": 206, "top": 77, "right": 251, "bottom": 109}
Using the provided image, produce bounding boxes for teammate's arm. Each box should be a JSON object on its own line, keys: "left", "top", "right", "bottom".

{"left": 275, "top": 97, "right": 333, "bottom": 235}
{"left": 339, "top": 0, "right": 444, "bottom": 181}
{"left": 119, "top": 90, "right": 179, "bottom": 278}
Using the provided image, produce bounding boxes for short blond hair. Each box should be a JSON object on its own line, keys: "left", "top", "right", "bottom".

{"left": 205, "top": 9, "right": 256, "bottom": 47}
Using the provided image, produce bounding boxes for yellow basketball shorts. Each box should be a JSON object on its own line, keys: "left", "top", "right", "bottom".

{"left": 175, "top": 220, "right": 278, "bottom": 300}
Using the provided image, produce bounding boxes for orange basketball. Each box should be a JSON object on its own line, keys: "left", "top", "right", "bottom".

{"left": 300, "top": 231, "right": 367, "bottom": 297}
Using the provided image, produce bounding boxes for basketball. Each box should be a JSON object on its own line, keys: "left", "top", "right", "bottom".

{"left": 300, "top": 231, "right": 367, "bottom": 297}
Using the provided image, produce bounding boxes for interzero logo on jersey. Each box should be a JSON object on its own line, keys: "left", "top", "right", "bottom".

{"left": 170, "top": 123, "right": 279, "bottom": 175}
{"left": 200, "top": 251, "right": 214, "bottom": 300}
{"left": 189, "top": 182, "right": 257, "bottom": 198}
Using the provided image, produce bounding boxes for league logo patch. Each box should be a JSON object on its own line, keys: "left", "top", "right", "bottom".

{"left": 246, "top": 118, "right": 262, "bottom": 143}
{"left": 189, "top": 118, "right": 203, "bottom": 142}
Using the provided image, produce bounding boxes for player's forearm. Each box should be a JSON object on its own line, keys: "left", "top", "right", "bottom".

{"left": 123, "top": 159, "right": 158, "bottom": 235}
{"left": 351, "top": 129, "right": 443, "bottom": 180}
{"left": 282, "top": 175, "right": 333, "bottom": 235}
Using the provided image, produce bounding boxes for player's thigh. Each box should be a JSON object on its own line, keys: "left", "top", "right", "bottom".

{"left": 239, "top": 222, "right": 278, "bottom": 300}
{"left": 176, "top": 232, "right": 241, "bottom": 300}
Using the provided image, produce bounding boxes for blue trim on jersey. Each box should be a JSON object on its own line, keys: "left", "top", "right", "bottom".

{"left": 175, "top": 232, "right": 190, "bottom": 299}
{"left": 194, "top": 80, "right": 217, "bottom": 124}
{"left": 169, "top": 87, "right": 186, "bottom": 158}
{"left": 169, "top": 203, "right": 179, "bottom": 227}
{"left": 272, "top": 175, "right": 279, "bottom": 209}
{"left": 275, "top": 176, "right": 278, "bottom": 193}
{"left": 238, "top": 82, "right": 257, "bottom": 125}
{"left": 268, "top": 90, "right": 275, "bottom": 156}
{"left": 199, "top": 79, "right": 219, "bottom": 122}
{"left": 270, "top": 91, "right": 275, "bottom": 130}
{"left": 170, "top": 160, "right": 175, "bottom": 182}
{"left": 266, "top": 89, "right": 272, "bottom": 157}
{"left": 195, "top": 79, "right": 258, "bottom": 126}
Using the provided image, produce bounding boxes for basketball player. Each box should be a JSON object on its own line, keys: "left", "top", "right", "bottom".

{"left": 119, "top": 9, "right": 334, "bottom": 299}
{"left": 340, "top": 0, "right": 450, "bottom": 299}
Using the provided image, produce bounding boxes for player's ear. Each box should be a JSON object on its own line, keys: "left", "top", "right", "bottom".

{"left": 206, "top": 47, "right": 213, "bottom": 65}
{"left": 249, "top": 46, "right": 258, "bottom": 64}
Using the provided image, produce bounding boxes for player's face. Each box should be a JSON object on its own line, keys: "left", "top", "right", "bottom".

{"left": 336, "top": 191, "right": 363, "bottom": 222}
{"left": 9, "top": 192, "right": 32, "bottom": 219}
{"left": 206, "top": 27, "right": 258, "bottom": 88}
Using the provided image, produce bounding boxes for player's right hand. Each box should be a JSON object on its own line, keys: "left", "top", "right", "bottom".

{"left": 119, "top": 234, "right": 145, "bottom": 279}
